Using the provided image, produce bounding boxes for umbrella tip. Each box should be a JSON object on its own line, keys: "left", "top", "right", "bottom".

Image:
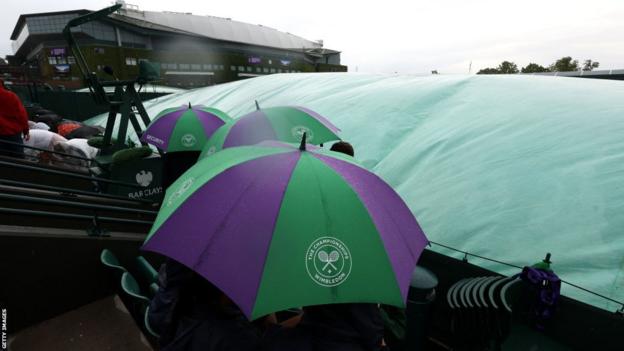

{"left": 299, "top": 132, "right": 307, "bottom": 151}
{"left": 188, "top": 102, "right": 192, "bottom": 109}
{"left": 255, "top": 100, "right": 260, "bottom": 110}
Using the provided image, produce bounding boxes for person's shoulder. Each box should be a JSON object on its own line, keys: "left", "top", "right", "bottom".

{"left": 0, "top": 88, "right": 12, "bottom": 99}
{"left": 261, "top": 326, "right": 314, "bottom": 351}
{"left": 0, "top": 90, "right": 25, "bottom": 106}
{"left": 1, "top": 89, "right": 20, "bottom": 99}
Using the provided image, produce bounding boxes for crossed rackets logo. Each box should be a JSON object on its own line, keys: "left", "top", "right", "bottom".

{"left": 181, "top": 133, "right": 197, "bottom": 147}
{"left": 318, "top": 250, "right": 340, "bottom": 273}
{"left": 306, "top": 236, "right": 352, "bottom": 287}
{"left": 291, "top": 125, "right": 314, "bottom": 142}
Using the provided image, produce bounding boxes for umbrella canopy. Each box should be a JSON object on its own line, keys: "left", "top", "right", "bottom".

{"left": 141, "top": 104, "right": 232, "bottom": 152}
{"left": 200, "top": 106, "right": 340, "bottom": 157}
{"left": 143, "top": 140, "right": 427, "bottom": 320}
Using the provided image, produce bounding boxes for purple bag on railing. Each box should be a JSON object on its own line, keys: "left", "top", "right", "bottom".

{"left": 520, "top": 266, "right": 561, "bottom": 330}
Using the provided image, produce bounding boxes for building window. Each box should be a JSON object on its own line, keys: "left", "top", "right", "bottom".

{"left": 256, "top": 67, "right": 262, "bottom": 73}
{"left": 263, "top": 67, "right": 269, "bottom": 73}
{"left": 246, "top": 66, "right": 252, "bottom": 72}
{"left": 191, "top": 64, "right": 201, "bottom": 71}
{"left": 125, "top": 57, "right": 137, "bottom": 66}
{"left": 237, "top": 66, "right": 245, "bottom": 72}
{"left": 270, "top": 68, "right": 276, "bottom": 73}
{"left": 203, "top": 64, "right": 212, "bottom": 70}
{"left": 67, "top": 56, "right": 76, "bottom": 64}
{"left": 48, "top": 57, "right": 57, "bottom": 65}
{"left": 230, "top": 65, "right": 236, "bottom": 71}
{"left": 268, "top": 60, "right": 272, "bottom": 64}
{"left": 278, "top": 69, "right": 282, "bottom": 73}
{"left": 179, "top": 63, "right": 190, "bottom": 70}
{"left": 94, "top": 47, "right": 105, "bottom": 54}
{"left": 57, "top": 57, "right": 67, "bottom": 64}
{"left": 218, "top": 65, "right": 224, "bottom": 70}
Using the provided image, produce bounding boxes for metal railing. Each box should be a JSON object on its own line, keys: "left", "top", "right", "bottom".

{"left": 0, "top": 207, "right": 153, "bottom": 226}
{"left": 0, "top": 160, "right": 145, "bottom": 190}
{"left": 0, "top": 187, "right": 156, "bottom": 236}
{"left": 1, "top": 139, "right": 159, "bottom": 235}
{"left": 0, "top": 178, "right": 155, "bottom": 205}
{"left": 0, "top": 193, "right": 157, "bottom": 216}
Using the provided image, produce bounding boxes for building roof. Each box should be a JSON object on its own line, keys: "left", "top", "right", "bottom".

{"left": 108, "top": 13, "right": 199, "bottom": 37}
{"left": 114, "top": 8, "right": 323, "bottom": 50}
{"left": 9, "top": 6, "right": 333, "bottom": 54}
{"left": 10, "top": 9, "right": 89, "bottom": 39}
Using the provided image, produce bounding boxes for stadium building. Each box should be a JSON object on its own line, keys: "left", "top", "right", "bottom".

{"left": 8, "top": 1, "right": 346, "bottom": 89}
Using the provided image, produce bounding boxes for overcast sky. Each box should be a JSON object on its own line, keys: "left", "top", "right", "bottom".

{"left": 3, "top": 0, "right": 624, "bottom": 73}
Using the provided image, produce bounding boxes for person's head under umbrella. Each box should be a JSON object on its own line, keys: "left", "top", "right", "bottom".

{"left": 148, "top": 259, "right": 269, "bottom": 350}
{"left": 330, "top": 141, "right": 354, "bottom": 157}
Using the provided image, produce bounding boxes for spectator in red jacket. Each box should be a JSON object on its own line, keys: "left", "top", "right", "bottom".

{"left": 0, "top": 79, "right": 29, "bottom": 158}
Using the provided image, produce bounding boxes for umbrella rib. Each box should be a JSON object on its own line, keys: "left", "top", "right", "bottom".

{"left": 312, "top": 154, "right": 419, "bottom": 272}
{"left": 305, "top": 155, "right": 341, "bottom": 298}
{"left": 248, "top": 153, "right": 304, "bottom": 317}
{"left": 191, "top": 151, "right": 302, "bottom": 314}
{"left": 308, "top": 155, "right": 333, "bottom": 241}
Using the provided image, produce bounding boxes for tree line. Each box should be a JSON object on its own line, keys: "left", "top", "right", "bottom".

{"left": 477, "top": 57, "right": 600, "bottom": 74}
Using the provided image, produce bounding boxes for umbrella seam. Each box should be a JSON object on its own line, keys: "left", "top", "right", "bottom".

{"left": 249, "top": 151, "right": 302, "bottom": 318}
{"left": 142, "top": 107, "right": 188, "bottom": 150}
{"left": 310, "top": 153, "right": 415, "bottom": 300}
{"left": 144, "top": 147, "right": 292, "bottom": 241}
{"left": 312, "top": 153, "right": 419, "bottom": 261}
{"left": 191, "top": 153, "right": 297, "bottom": 270}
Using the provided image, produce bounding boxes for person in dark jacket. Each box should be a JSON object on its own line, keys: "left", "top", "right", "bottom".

{"left": 162, "top": 298, "right": 262, "bottom": 351}
{"left": 264, "top": 303, "right": 387, "bottom": 351}
{"left": 147, "top": 259, "right": 195, "bottom": 345}
{"left": 148, "top": 259, "right": 263, "bottom": 351}
{"left": 0, "top": 79, "right": 29, "bottom": 158}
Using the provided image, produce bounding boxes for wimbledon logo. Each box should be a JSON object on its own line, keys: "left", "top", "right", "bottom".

{"left": 305, "top": 236, "right": 352, "bottom": 287}
{"left": 291, "top": 126, "right": 314, "bottom": 142}
{"left": 181, "top": 134, "right": 197, "bottom": 147}
{"left": 166, "top": 177, "right": 195, "bottom": 207}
